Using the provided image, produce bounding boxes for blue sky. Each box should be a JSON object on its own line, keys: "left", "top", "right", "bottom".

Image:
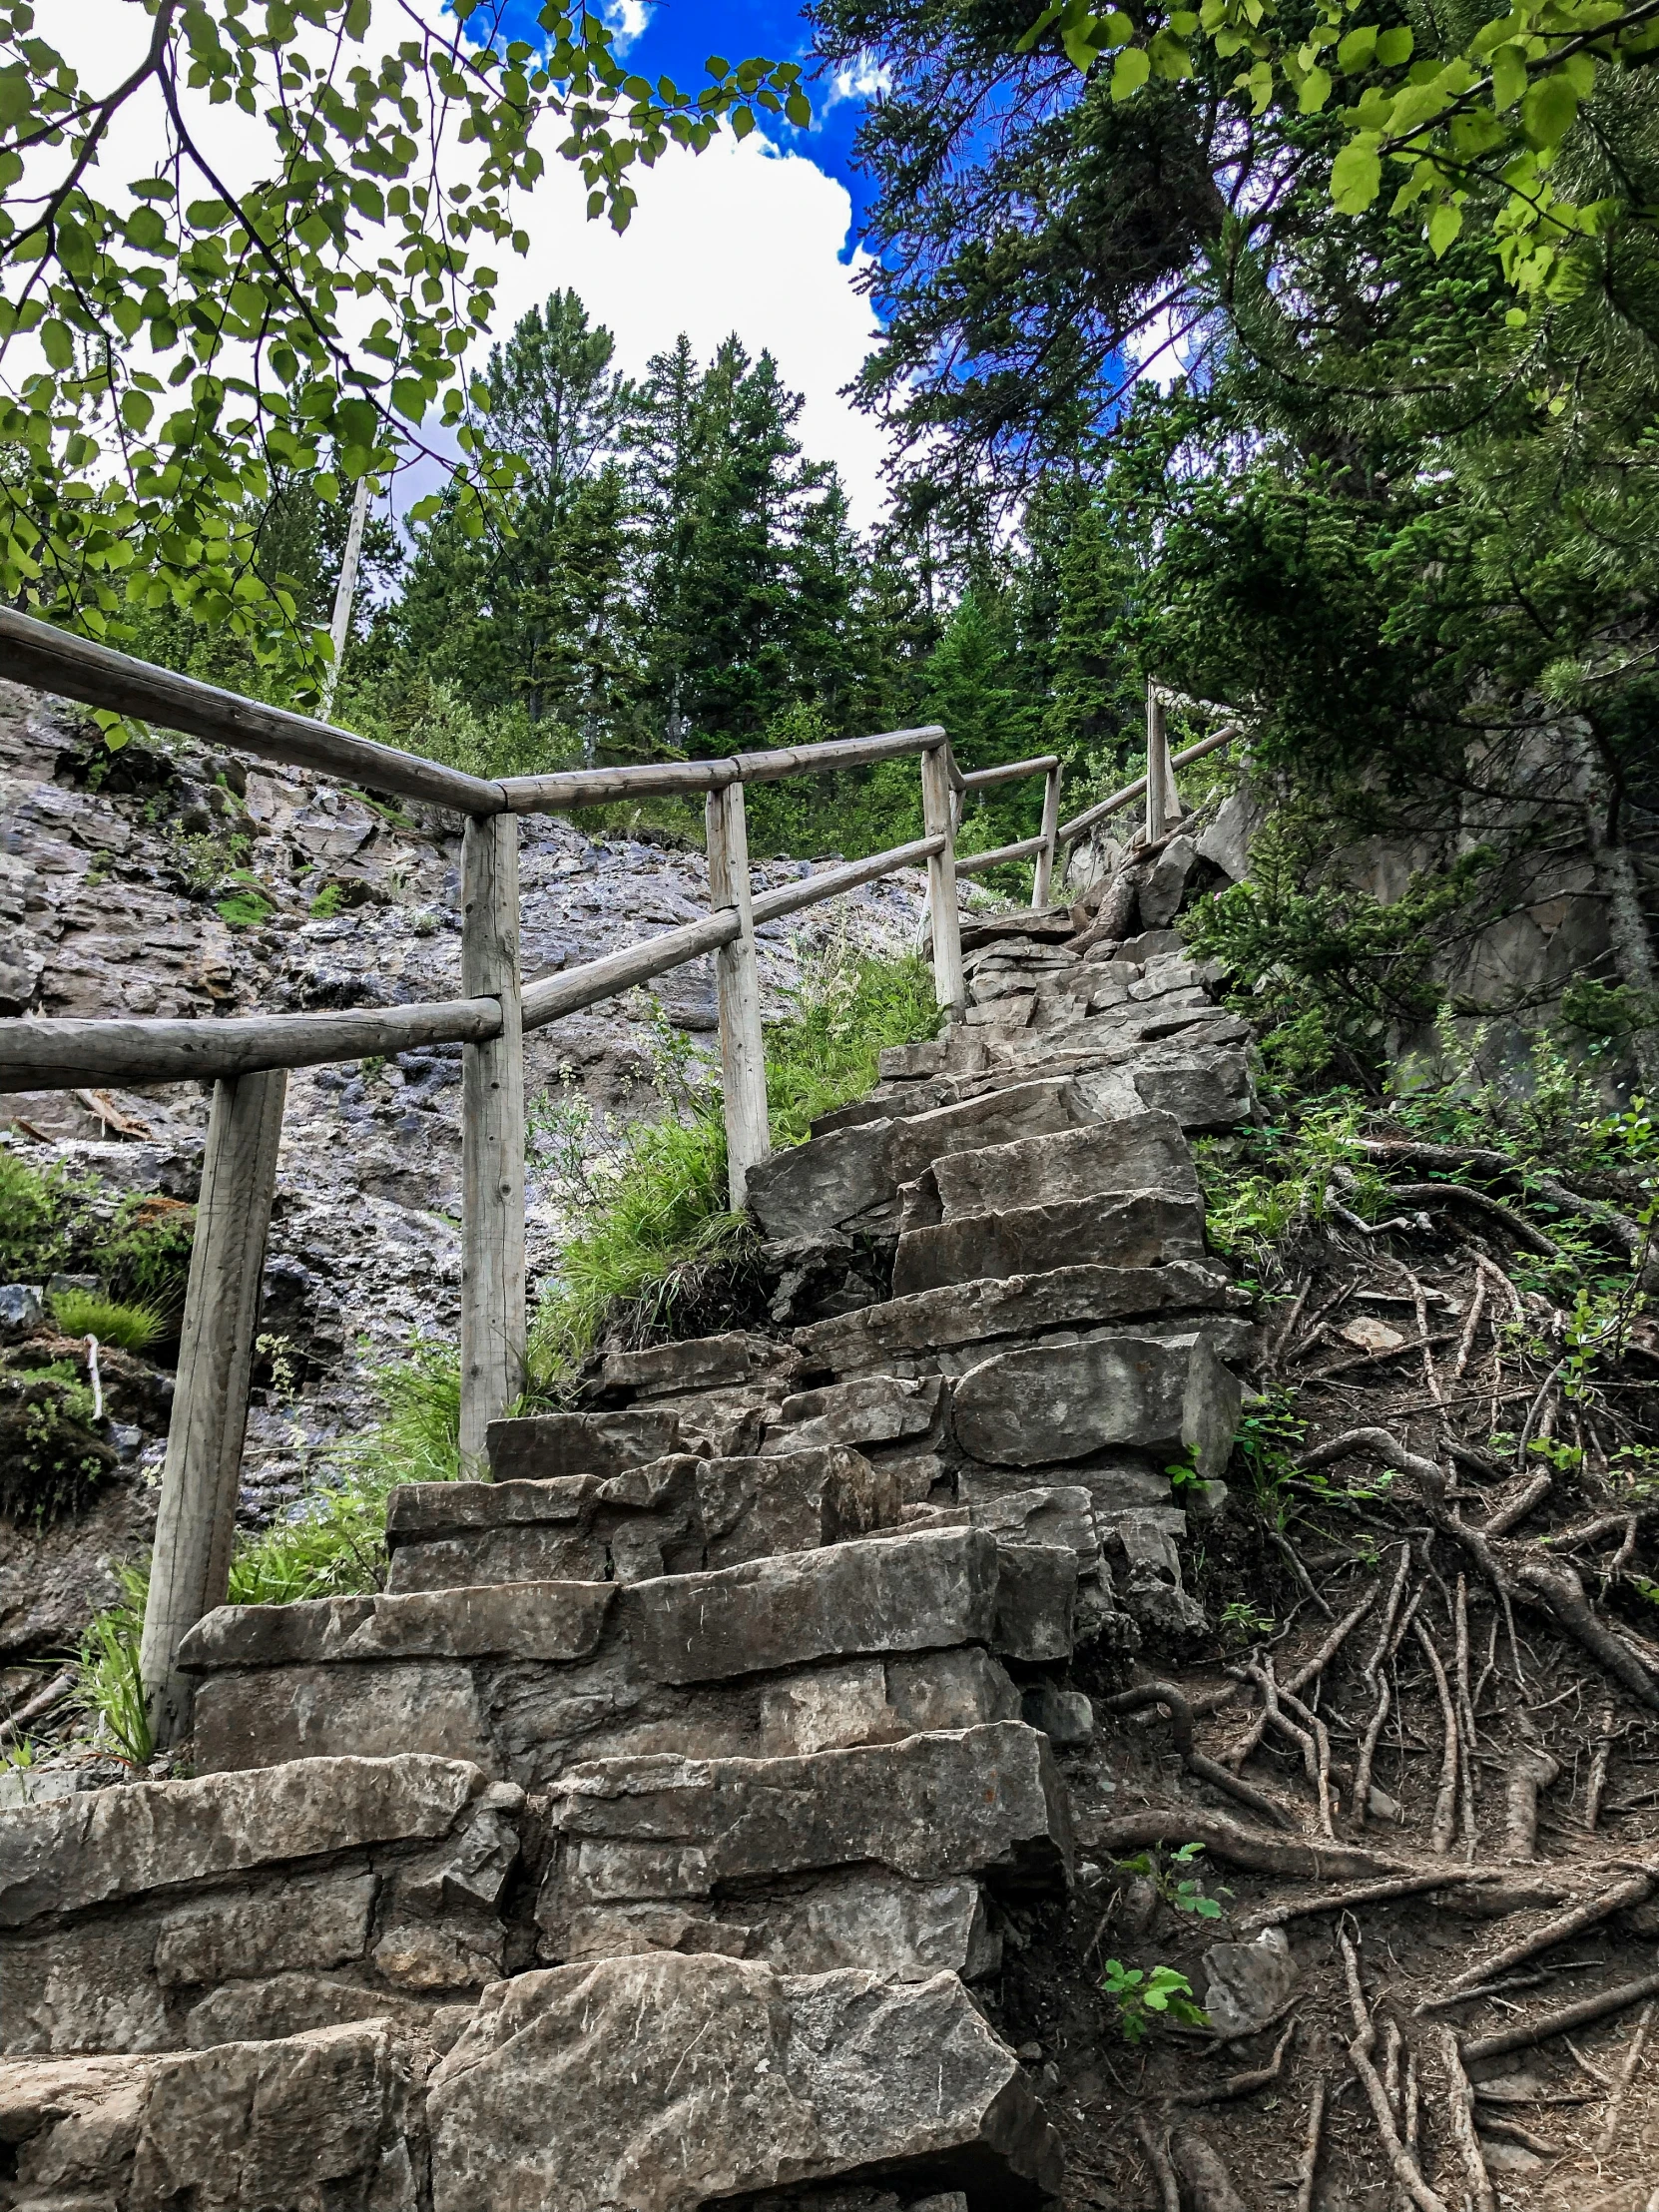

{"left": 496, "top": 0, "right": 881, "bottom": 242}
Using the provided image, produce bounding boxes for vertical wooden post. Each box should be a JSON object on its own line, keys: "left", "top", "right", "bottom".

{"left": 1032, "top": 764, "right": 1061, "bottom": 909}
{"left": 139, "top": 1067, "right": 286, "bottom": 1748}
{"left": 921, "top": 741, "right": 965, "bottom": 1020}
{"left": 460, "top": 811, "right": 525, "bottom": 1467}
{"left": 1145, "top": 680, "right": 1169, "bottom": 843}
{"left": 707, "top": 778, "right": 771, "bottom": 1210}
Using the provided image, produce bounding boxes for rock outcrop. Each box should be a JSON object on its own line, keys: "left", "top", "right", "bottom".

{"left": 0, "top": 888, "right": 1253, "bottom": 2208}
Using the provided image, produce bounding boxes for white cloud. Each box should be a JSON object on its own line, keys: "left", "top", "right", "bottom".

{"left": 603, "top": 0, "right": 654, "bottom": 55}
{"left": 825, "top": 53, "right": 893, "bottom": 107}
{"left": 487, "top": 132, "right": 891, "bottom": 526}
{"left": 34, "top": 5, "right": 894, "bottom": 529}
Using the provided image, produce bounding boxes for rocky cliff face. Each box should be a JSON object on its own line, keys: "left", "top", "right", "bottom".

{"left": 0, "top": 681, "right": 924, "bottom": 1660}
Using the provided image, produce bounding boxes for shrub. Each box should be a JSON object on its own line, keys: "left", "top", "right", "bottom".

{"left": 95, "top": 1194, "right": 196, "bottom": 1315}
{"left": 49, "top": 1290, "right": 167, "bottom": 1354}
{"left": 0, "top": 1151, "right": 76, "bottom": 1281}
{"left": 0, "top": 1358, "right": 114, "bottom": 1520}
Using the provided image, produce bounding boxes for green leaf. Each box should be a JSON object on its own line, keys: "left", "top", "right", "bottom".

{"left": 120, "top": 389, "right": 154, "bottom": 432}
{"left": 705, "top": 53, "right": 730, "bottom": 75}
{"left": 786, "top": 89, "right": 811, "bottom": 125}
{"left": 1299, "top": 64, "right": 1333, "bottom": 110}
{"left": 1111, "top": 43, "right": 1151, "bottom": 97}
{"left": 1331, "top": 133, "right": 1382, "bottom": 212}
{"left": 0, "top": 68, "right": 32, "bottom": 128}
{"left": 1375, "top": 26, "right": 1412, "bottom": 63}
{"left": 1427, "top": 199, "right": 1463, "bottom": 256}
{"left": 40, "top": 319, "right": 74, "bottom": 371}
{"left": 390, "top": 378, "right": 426, "bottom": 422}
{"left": 731, "top": 104, "right": 756, "bottom": 137}
{"left": 1520, "top": 70, "right": 1578, "bottom": 148}
{"left": 1336, "top": 24, "right": 1377, "bottom": 71}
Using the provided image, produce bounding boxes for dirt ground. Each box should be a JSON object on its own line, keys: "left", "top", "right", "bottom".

{"left": 986, "top": 1230, "right": 1659, "bottom": 2212}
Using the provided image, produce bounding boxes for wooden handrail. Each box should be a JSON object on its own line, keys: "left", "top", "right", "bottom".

{"left": 0, "top": 609, "right": 505, "bottom": 817}
{"left": 521, "top": 911, "right": 742, "bottom": 1030}
{"left": 1057, "top": 724, "right": 1238, "bottom": 847}
{"left": 958, "top": 754, "right": 1059, "bottom": 791}
{"left": 749, "top": 835, "right": 944, "bottom": 925}
{"left": 954, "top": 831, "right": 1050, "bottom": 876}
{"left": 496, "top": 726, "right": 948, "bottom": 813}
{"left": 0, "top": 997, "right": 504, "bottom": 1091}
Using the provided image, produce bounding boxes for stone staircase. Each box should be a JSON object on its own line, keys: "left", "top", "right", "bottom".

{"left": 0, "top": 910, "right": 1254, "bottom": 2212}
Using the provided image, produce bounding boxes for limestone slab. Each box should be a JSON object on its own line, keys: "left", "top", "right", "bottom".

{"left": 542, "top": 1722, "right": 1071, "bottom": 1908}
{"left": 485, "top": 1406, "right": 682, "bottom": 1481}
{"left": 792, "top": 1261, "right": 1243, "bottom": 1374}
{"left": 929, "top": 1112, "right": 1196, "bottom": 1217}
{"left": 619, "top": 1527, "right": 1000, "bottom": 1687}
{"left": 747, "top": 1078, "right": 1095, "bottom": 1243}
{"left": 179, "top": 1581, "right": 616, "bottom": 1670}
{"left": 768, "top": 1374, "right": 944, "bottom": 1454}
{"left": 951, "top": 1333, "right": 1241, "bottom": 1476}
{"left": 601, "top": 1331, "right": 800, "bottom": 1399}
{"left": 426, "top": 1953, "right": 1061, "bottom": 2212}
{"left": 890, "top": 1192, "right": 1205, "bottom": 1299}
{"left": 0, "top": 1756, "right": 481, "bottom": 1930}
{"left": 1, "top": 2020, "right": 417, "bottom": 2212}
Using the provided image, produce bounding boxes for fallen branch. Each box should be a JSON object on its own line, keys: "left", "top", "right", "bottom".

{"left": 1169, "top": 2125, "right": 1249, "bottom": 2212}
{"left": 1356, "top": 1137, "right": 1647, "bottom": 1260}
{"left": 1594, "top": 1999, "right": 1653, "bottom": 2156}
{"left": 1170, "top": 2017, "right": 1297, "bottom": 2107}
{"left": 1221, "top": 1586, "right": 1379, "bottom": 1770}
{"left": 1461, "top": 1965, "right": 1659, "bottom": 2063}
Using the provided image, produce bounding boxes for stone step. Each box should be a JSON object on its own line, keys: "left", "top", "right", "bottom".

{"left": 0, "top": 1957, "right": 1061, "bottom": 2212}
{"left": 745, "top": 1076, "right": 1105, "bottom": 1244}
{"left": 792, "top": 1260, "right": 1246, "bottom": 1378}
{"left": 0, "top": 1754, "right": 518, "bottom": 2056}
{"left": 951, "top": 1331, "right": 1241, "bottom": 1487}
{"left": 386, "top": 1444, "right": 900, "bottom": 1591}
{"left": 179, "top": 1529, "right": 1076, "bottom": 1787}
{"left": 0, "top": 2019, "right": 421, "bottom": 2211}
{"left": 535, "top": 1720, "right": 1071, "bottom": 1980}
{"left": 889, "top": 1190, "right": 1205, "bottom": 1299}
{"left": 426, "top": 1951, "right": 1061, "bottom": 2211}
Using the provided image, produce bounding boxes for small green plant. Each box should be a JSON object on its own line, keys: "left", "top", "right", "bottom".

{"left": 308, "top": 882, "right": 345, "bottom": 919}
{"left": 1100, "top": 1960, "right": 1209, "bottom": 2042}
{"left": 49, "top": 1289, "right": 166, "bottom": 1353}
{"left": 75, "top": 1561, "right": 154, "bottom": 1766}
{"left": 216, "top": 871, "right": 275, "bottom": 930}
{"left": 1220, "top": 1597, "right": 1277, "bottom": 1645}
{"left": 1114, "top": 1842, "right": 1233, "bottom": 1921}
{"left": 1, "top": 1732, "right": 39, "bottom": 1770}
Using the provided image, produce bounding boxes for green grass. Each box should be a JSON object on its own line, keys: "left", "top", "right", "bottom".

{"left": 75, "top": 1561, "right": 154, "bottom": 1766}
{"left": 49, "top": 1290, "right": 167, "bottom": 1353}
{"left": 526, "top": 942, "right": 943, "bottom": 1392}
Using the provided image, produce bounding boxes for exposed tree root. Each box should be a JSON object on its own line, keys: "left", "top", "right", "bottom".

{"left": 1594, "top": 2000, "right": 1654, "bottom": 2156}
{"left": 1085, "top": 1809, "right": 1405, "bottom": 1882}
{"left": 1169, "top": 2018, "right": 1297, "bottom": 2107}
{"left": 1294, "top": 2073, "right": 1326, "bottom": 2212}
{"left": 1438, "top": 2025, "right": 1498, "bottom": 2212}
{"left": 1098, "top": 1681, "right": 1298, "bottom": 1828}
{"left": 1221, "top": 1586, "right": 1379, "bottom": 1770}
{"left": 1133, "top": 2111, "right": 1181, "bottom": 2212}
{"left": 1501, "top": 1740, "right": 1560, "bottom": 1862}
{"left": 1417, "top": 1865, "right": 1658, "bottom": 2009}
{"left": 1355, "top": 1136, "right": 1648, "bottom": 1260}
{"left": 1337, "top": 1932, "right": 1448, "bottom": 2212}
{"left": 1169, "top": 2123, "right": 1250, "bottom": 2212}
{"left": 1462, "top": 1965, "right": 1659, "bottom": 2063}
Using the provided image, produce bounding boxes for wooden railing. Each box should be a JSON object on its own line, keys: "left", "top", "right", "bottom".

{"left": 0, "top": 618, "right": 1236, "bottom": 1739}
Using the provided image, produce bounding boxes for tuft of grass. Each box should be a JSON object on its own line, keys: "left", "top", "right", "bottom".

{"left": 49, "top": 1289, "right": 167, "bottom": 1353}
{"left": 765, "top": 939, "right": 943, "bottom": 1145}
{"left": 75, "top": 1561, "right": 153, "bottom": 1766}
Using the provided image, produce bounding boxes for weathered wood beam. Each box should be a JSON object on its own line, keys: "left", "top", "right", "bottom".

{"left": 0, "top": 999, "right": 503, "bottom": 1091}
{"left": 748, "top": 835, "right": 944, "bottom": 926}
{"left": 920, "top": 744, "right": 966, "bottom": 1019}
{"left": 1056, "top": 725, "right": 1239, "bottom": 848}
{"left": 0, "top": 608, "right": 504, "bottom": 816}
{"left": 1032, "top": 766, "right": 1062, "bottom": 908}
{"left": 459, "top": 814, "right": 525, "bottom": 1462}
{"left": 519, "top": 912, "right": 742, "bottom": 1031}
{"left": 953, "top": 832, "right": 1050, "bottom": 876}
{"left": 138, "top": 1068, "right": 286, "bottom": 1747}
{"left": 496, "top": 725, "right": 948, "bottom": 813}
{"left": 706, "top": 782, "right": 770, "bottom": 1210}
{"left": 958, "top": 753, "right": 1059, "bottom": 791}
